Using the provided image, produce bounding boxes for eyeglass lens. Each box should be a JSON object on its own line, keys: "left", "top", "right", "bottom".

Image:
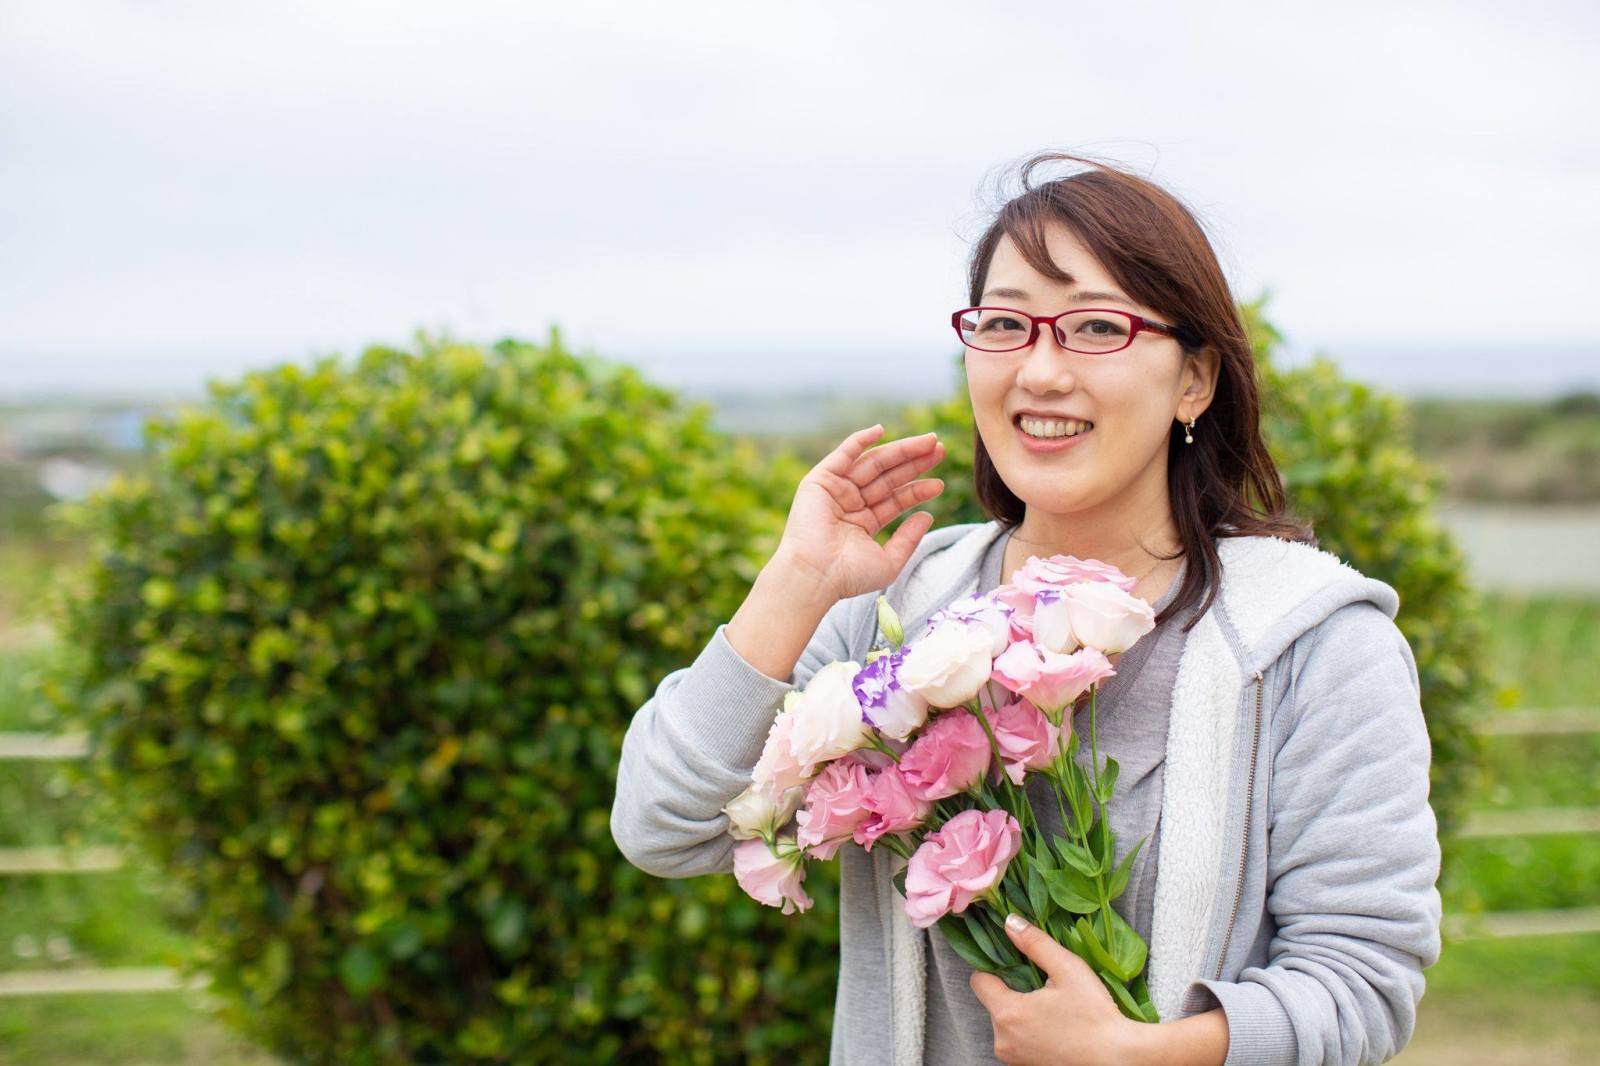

{"left": 957, "top": 309, "right": 1134, "bottom": 353}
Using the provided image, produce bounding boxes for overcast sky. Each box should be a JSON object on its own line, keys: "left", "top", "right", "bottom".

{"left": 2, "top": 0, "right": 1596, "bottom": 400}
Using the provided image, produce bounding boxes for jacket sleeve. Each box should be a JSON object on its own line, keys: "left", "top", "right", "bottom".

{"left": 609, "top": 591, "right": 868, "bottom": 879}
{"left": 1189, "top": 601, "right": 1444, "bottom": 1066}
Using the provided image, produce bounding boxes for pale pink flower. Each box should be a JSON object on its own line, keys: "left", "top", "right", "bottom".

{"left": 854, "top": 765, "right": 933, "bottom": 851}
{"left": 733, "top": 836, "right": 813, "bottom": 915}
{"left": 994, "top": 553, "right": 1136, "bottom": 638}
{"left": 987, "top": 697, "right": 1061, "bottom": 786}
{"left": 752, "top": 707, "right": 813, "bottom": 797}
{"left": 897, "top": 708, "right": 993, "bottom": 801}
{"left": 991, "top": 641, "right": 1116, "bottom": 722}
{"left": 903, "top": 809, "right": 1023, "bottom": 929}
{"left": 795, "top": 760, "right": 873, "bottom": 860}
{"left": 1061, "top": 580, "right": 1157, "bottom": 655}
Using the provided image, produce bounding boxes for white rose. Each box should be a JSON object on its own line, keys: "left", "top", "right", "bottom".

{"left": 898, "top": 619, "right": 994, "bottom": 708}
{"left": 1063, "top": 581, "right": 1157, "bottom": 655}
{"left": 786, "top": 660, "right": 872, "bottom": 773}
{"left": 1031, "top": 589, "right": 1082, "bottom": 654}
{"left": 722, "top": 781, "right": 806, "bottom": 841}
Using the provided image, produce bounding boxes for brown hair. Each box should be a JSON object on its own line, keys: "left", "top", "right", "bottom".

{"left": 965, "top": 151, "right": 1315, "bottom": 631}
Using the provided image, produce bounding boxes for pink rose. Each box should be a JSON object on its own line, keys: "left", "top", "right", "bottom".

{"left": 733, "top": 836, "right": 813, "bottom": 915}
{"left": 991, "top": 641, "right": 1116, "bottom": 722}
{"left": 986, "top": 697, "right": 1061, "bottom": 786}
{"left": 795, "top": 760, "right": 873, "bottom": 860}
{"left": 897, "top": 709, "right": 993, "bottom": 801}
{"left": 902, "top": 808, "right": 1023, "bottom": 929}
{"left": 854, "top": 765, "right": 933, "bottom": 850}
{"left": 995, "top": 554, "right": 1136, "bottom": 638}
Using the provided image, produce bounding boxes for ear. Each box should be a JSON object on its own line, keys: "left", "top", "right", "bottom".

{"left": 1179, "top": 343, "right": 1221, "bottom": 421}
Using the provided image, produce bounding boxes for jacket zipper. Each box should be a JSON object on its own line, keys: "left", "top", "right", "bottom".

{"left": 1214, "top": 669, "right": 1266, "bottom": 980}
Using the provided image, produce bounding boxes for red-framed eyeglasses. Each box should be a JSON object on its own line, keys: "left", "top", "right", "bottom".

{"left": 952, "top": 306, "right": 1188, "bottom": 355}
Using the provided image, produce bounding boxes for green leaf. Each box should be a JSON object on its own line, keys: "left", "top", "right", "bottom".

{"left": 485, "top": 897, "right": 527, "bottom": 953}
{"left": 937, "top": 915, "right": 994, "bottom": 973}
{"left": 1106, "top": 834, "right": 1147, "bottom": 901}
{"left": 1074, "top": 915, "right": 1131, "bottom": 982}
{"left": 1101, "top": 972, "right": 1146, "bottom": 1020}
{"left": 1054, "top": 838, "right": 1100, "bottom": 878}
{"left": 1026, "top": 866, "right": 1051, "bottom": 925}
{"left": 1131, "top": 973, "right": 1161, "bottom": 1023}
{"left": 1031, "top": 839, "right": 1058, "bottom": 871}
{"left": 337, "top": 944, "right": 386, "bottom": 996}
{"left": 1096, "top": 756, "right": 1120, "bottom": 804}
{"left": 967, "top": 912, "right": 1010, "bottom": 969}
{"left": 998, "top": 961, "right": 1044, "bottom": 993}
{"left": 1086, "top": 815, "right": 1113, "bottom": 874}
{"left": 1044, "top": 868, "right": 1099, "bottom": 914}
{"left": 1106, "top": 907, "right": 1148, "bottom": 981}
{"left": 893, "top": 867, "right": 909, "bottom": 900}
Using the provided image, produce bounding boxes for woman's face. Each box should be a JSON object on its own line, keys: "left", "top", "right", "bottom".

{"left": 964, "top": 222, "right": 1214, "bottom": 518}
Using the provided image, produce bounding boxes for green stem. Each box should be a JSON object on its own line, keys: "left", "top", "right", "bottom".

{"left": 1085, "top": 683, "right": 1118, "bottom": 938}
{"left": 863, "top": 731, "right": 902, "bottom": 764}
{"left": 968, "top": 697, "right": 1033, "bottom": 838}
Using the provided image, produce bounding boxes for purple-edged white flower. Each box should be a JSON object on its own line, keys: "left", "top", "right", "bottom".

{"left": 921, "top": 592, "right": 1014, "bottom": 657}
{"left": 852, "top": 650, "right": 931, "bottom": 741}
{"left": 1032, "top": 587, "right": 1081, "bottom": 654}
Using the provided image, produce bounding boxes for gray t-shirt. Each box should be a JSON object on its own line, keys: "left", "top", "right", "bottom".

{"left": 924, "top": 526, "right": 1193, "bottom": 1065}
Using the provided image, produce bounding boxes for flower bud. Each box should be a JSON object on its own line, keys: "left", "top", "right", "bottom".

{"left": 876, "top": 595, "right": 905, "bottom": 648}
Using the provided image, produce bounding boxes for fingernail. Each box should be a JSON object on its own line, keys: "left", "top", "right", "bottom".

{"left": 1005, "top": 913, "right": 1027, "bottom": 934}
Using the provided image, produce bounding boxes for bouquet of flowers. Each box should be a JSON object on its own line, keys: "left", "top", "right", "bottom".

{"left": 722, "top": 553, "right": 1162, "bottom": 1023}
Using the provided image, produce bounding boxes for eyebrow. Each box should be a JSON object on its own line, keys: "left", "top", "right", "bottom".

{"left": 980, "top": 286, "right": 1133, "bottom": 307}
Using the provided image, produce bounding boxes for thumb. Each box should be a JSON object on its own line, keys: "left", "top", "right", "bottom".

{"left": 1002, "top": 912, "right": 1083, "bottom": 984}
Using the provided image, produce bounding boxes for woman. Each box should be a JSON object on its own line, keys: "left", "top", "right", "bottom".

{"left": 611, "top": 152, "right": 1442, "bottom": 1066}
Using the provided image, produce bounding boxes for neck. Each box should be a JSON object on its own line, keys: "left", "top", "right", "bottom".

{"left": 1003, "top": 491, "right": 1183, "bottom": 602}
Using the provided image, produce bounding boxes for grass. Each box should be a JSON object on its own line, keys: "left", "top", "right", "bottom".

{"left": 1442, "top": 835, "right": 1600, "bottom": 914}
{"left": 0, "top": 994, "right": 277, "bottom": 1066}
{"left": 1465, "top": 732, "right": 1600, "bottom": 812}
{"left": 1400, "top": 934, "right": 1600, "bottom": 1066}
{"left": 0, "top": 537, "right": 281, "bottom": 1064}
{"left": 0, "top": 869, "right": 195, "bottom": 975}
{"left": 1479, "top": 592, "right": 1600, "bottom": 709}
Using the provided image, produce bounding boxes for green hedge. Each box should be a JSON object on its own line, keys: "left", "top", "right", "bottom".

{"left": 894, "top": 297, "right": 1488, "bottom": 835}
{"left": 45, "top": 332, "right": 841, "bottom": 1063}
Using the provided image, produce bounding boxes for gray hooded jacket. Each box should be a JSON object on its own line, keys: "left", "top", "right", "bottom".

{"left": 611, "top": 521, "right": 1443, "bottom": 1066}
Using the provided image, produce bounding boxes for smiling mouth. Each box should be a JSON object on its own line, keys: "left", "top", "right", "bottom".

{"left": 1014, "top": 414, "right": 1095, "bottom": 440}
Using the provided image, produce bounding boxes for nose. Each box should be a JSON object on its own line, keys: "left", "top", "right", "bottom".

{"left": 1015, "top": 320, "right": 1079, "bottom": 390}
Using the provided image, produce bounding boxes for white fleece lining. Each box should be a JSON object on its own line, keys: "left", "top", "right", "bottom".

{"left": 1217, "top": 535, "right": 1372, "bottom": 653}
{"left": 1147, "top": 609, "right": 1241, "bottom": 1019}
{"left": 878, "top": 525, "right": 1353, "bottom": 1055}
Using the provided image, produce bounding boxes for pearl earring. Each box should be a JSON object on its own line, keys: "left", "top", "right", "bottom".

{"left": 1184, "top": 416, "right": 1196, "bottom": 444}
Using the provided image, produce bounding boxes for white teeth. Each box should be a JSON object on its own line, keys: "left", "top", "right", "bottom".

{"left": 1018, "top": 416, "right": 1093, "bottom": 439}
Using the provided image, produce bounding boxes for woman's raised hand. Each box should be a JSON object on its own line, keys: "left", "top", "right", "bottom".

{"left": 772, "top": 424, "right": 946, "bottom": 604}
